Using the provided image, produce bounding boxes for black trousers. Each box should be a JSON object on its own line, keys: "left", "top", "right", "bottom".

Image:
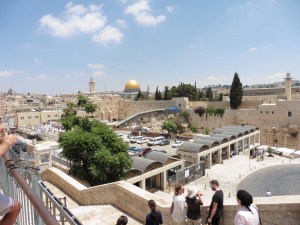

{"left": 206, "top": 216, "right": 221, "bottom": 225}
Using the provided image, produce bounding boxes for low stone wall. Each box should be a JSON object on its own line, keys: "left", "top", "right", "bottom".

{"left": 42, "top": 168, "right": 300, "bottom": 225}
{"left": 201, "top": 197, "right": 300, "bottom": 225}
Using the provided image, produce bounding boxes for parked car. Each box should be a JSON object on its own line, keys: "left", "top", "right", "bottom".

{"left": 128, "top": 147, "right": 143, "bottom": 156}
{"left": 172, "top": 141, "right": 184, "bottom": 148}
{"left": 130, "top": 136, "right": 143, "bottom": 143}
{"left": 139, "top": 147, "right": 152, "bottom": 157}
{"left": 159, "top": 139, "right": 170, "bottom": 146}
{"left": 136, "top": 137, "right": 149, "bottom": 144}
{"left": 147, "top": 136, "right": 165, "bottom": 146}
{"left": 128, "top": 146, "right": 138, "bottom": 152}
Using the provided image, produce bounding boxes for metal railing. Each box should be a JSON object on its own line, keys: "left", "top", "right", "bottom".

{"left": 0, "top": 148, "right": 82, "bottom": 225}
{"left": 52, "top": 151, "right": 71, "bottom": 169}
{"left": 168, "top": 161, "right": 205, "bottom": 189}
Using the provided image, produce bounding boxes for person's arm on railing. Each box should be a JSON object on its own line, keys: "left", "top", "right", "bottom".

{"left": 0, "top": 134, "right": 17, "bottom": 157}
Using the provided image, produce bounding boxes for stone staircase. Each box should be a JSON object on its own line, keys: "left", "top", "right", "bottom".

{"left": 44, "top": 182, "right": 143, "bottom": 225}
{"left": 72, "top": 205, "right": 142, "bottom": 225}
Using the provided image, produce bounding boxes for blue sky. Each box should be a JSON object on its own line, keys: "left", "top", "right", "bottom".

{"left": 0, "top": 0, "right": 299, "bottom": 95}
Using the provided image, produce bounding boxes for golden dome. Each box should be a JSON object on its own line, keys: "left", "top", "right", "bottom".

{"left": 124, "top": 80, "right": 140, "bottom": 90}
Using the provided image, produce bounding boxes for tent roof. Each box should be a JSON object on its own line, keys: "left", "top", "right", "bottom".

{"left": 145, "top": 151, "right": 179, "bottom": 165}
{"left": 178, "top": 142, "right": 209, "bottom": 153}
{"left": 130, "top": 157, "right": 163, "bottom": 174}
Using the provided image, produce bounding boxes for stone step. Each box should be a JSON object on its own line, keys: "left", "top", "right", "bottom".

{"left": 72, "top": 205, "right": 142, "bottom": 225}
{"left": 43, "top": 181, "right": 142, "bottom": 225}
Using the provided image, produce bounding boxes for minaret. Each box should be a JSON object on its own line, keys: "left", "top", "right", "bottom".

{"left": 89, "top": 78, "right": 95, "bottom": 93}
{"left": 284, "top": 72, "right": 292, "bottom": 101}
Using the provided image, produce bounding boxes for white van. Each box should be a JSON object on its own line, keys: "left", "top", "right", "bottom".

{"left": 130, "top": 136, "right": 143, "bottom": 143}
{"left": 147, "top": 136, "right": 164, "bottom": 146}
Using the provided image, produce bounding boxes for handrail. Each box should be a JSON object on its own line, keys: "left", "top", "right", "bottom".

{"left": 3, "top": 153, "right": 60, "bottom": 225}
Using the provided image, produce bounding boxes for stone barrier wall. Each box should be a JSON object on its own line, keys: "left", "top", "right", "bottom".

{"left": 42, "top": 168, "right": 300, "bottom": 225}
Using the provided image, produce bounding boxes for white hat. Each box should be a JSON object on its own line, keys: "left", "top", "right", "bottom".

{"left": 187, "top": 186, "right": 198, "bottom": 198}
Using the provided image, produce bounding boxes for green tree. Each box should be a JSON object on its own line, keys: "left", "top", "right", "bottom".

{"left": 135, "top": 89, "right": 142, "bottom": 101}
{"left": 229, "top": 73, "right": 243, "bottom": 109}
{"left": 162, "top": 117, "right": 184, "bottom": 134}
{"left": 218, "top": 93, "right": 223, "bottom": 101}
{"left": 194, "top": 107, "right": 206, "bottom": 117}
{"left": 59, "top": 94, "right": 132, "bottom": 186}
{"left": 162, "top": 119, "right": 178, "bottom": 133}
{"left": 163, "top": 86, "right": 170, "bottom": 100}
{"left": 155, "top": 86, "right": 160, "bottom": 100}
{"left": 205, "top": 87, "right": 214, "bottom": 101}
{"left": 178, "top": 111, "right": 189, "bottom": 123}
{"left": 158, "top": 90, "right": 162, "bottom": 100}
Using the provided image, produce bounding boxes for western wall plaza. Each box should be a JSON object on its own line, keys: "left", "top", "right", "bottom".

{"left": 1, "top": 74, "right": 300, "bottom": 225}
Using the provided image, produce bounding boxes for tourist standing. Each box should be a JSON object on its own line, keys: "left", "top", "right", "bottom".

{"left": 265, "top": 190, "right": 272, "bottom": 197}
{"left": 145, "top": 200, "right": 163, "bottom": 225}
{"left": 234, "top": 190, "right": 260, "bottom": 225}
{"left": 171, "top": 184, "right": 187, "bottom": 225}
{"left": 206, "top": 180, "right": 223, "bottom": 225}
{"left": 186, "top": 186, "right": 203, "bottom": 225}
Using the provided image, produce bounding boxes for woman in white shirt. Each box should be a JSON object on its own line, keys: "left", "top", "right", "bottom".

{"left": 171, "top": 184, "right": 187, "bottom": 225}
{"left": 234, "top": 190, "right": 261, "bottom": 225}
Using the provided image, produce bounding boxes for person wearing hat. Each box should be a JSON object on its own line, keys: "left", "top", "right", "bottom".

{"left": 234, "top": 190, "right": 260, "bottom": 225}
{"left": 186, "top": 185, "right": 203, "bottom": 225}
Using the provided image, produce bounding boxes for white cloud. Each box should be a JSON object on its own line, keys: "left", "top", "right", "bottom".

{"left": 248, "top": 47, "right": 257, "bottom": 52}
{"left": 93, "top": 70, "right": 104, "bottom": 77}
{"left": 36, "top": 74, "right": 48, "bottom": 79}
{"left": 65, "top": 74, "right": 72, "bottom": 79}
{"left": 124, "top": 0, "right": 166, "bottom": 26}
{"left": 166, "top": 6, "right": 176, "bottom": 13}
{"left": 40, "top": 2, "right": 107, "bottom": 37}
{"left": 116, "top": 19, "right": 127, "bottom": 27}
{"left": 88, "top": 63, "right": 105, "bottom": 69}
{"left": 206, "top": 75, "right": 225, "bottom": 82}
{"left": 189, "top": 44, "right": 203, "bottom": 49}
{"left": 119, "top": 0, "right": 128, "bottom": 3}
{"left": 34, "top": 58, "right": 42, "bottom": 64}
{"left": 0, "top": 70, "right": 23, "bottom": 77}
{"left": 92, "top": 25, "right": 124, "bottom": 43}
{"left": 265, "top": 72, "right": 285, "bottom": 79}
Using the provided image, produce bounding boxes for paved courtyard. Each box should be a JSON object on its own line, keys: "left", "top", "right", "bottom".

{"left": 153, "top": 153, "right": 300, "bottom": 206}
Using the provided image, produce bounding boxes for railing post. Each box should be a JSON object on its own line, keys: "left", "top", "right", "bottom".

{"left": 3, "top": 154, "right": 60, "bottom": 225}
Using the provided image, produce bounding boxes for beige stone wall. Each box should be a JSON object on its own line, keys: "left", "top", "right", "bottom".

{"left": 188, "top": 101, "right": 208, "bottom": 109}
{"left": 42, "top": 168, "right": 300, "bottom": 225}
{"left": 118, "top": 100, "right": 175, "bottom": 120}
{"left": 186, "top": 100, "right": 259, "bottom": 110}
{"left": 187, "top": 101, "right": 300, "bottom": 148}
{"left": 201, "top": 197, "right": 300, "bottom": 225}
{"left": 16, "top": 110, "right": 62, "bottom": 127}
{"left": 91, "top": 95, "right": 121, "bottom": 121}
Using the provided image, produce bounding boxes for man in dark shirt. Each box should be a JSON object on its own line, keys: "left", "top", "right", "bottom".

{"left": 207, "top": 180, "right": 223, "bottom": 225}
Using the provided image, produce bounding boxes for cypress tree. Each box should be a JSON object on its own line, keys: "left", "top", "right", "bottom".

{"left": 155, "top": 86, "right": 159, "bottom": 100}
{"left": 229, "top": 73, "right": 243, "bottom": 109}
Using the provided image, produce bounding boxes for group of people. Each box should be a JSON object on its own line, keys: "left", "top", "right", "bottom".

{"left": 169, "top": 180, "right": 261, "bottom": 225}
{"left": 170, "top": 180, "right": 223, "bottom": 225}
{"left": 0, "top": 125, "right": 20, "bottom": 225}
{"left": 116, "top": 180, "right": 261, "bottom": 225}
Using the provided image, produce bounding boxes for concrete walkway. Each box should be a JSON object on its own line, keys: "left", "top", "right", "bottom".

{"left": 44, "top": 182, "right": 143, "bottom": 225}
{"left": 154, "top": 154, "right": 300, "bottom": 206}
